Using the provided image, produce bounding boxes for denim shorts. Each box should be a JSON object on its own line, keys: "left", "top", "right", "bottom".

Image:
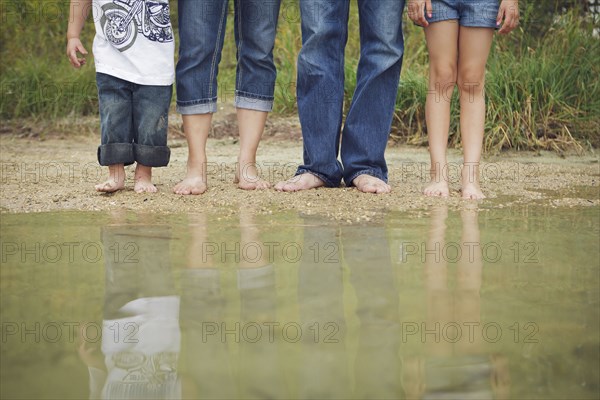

{"left": 96, "top": 73, "right": 172, "bottom": 167}
{"left": 426, "top": 0, "right": 499, "bottom": 28}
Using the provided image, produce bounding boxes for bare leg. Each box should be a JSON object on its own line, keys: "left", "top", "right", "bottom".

{"left": 235, "top": 108, "right": 270, "bottom": 190}
{"left": 423, "top": 21, "right": 459, "bottom": 198}
{"left": 174, "top": 114, "right": 211, "bottom": 195}
{"left": 457, "top": 27, "right": 494, "bottom": 200}
{"left": 95, "top": 164, "right": 125, "bottom": 193}
{"left": 134, "top": 164, "right": 157, "bottom": 193}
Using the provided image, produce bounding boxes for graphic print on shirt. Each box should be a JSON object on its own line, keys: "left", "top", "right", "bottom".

{"left": 101, "top": 0, "right": 173, "bottom": 52}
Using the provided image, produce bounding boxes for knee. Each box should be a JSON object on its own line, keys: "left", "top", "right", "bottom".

{"left": 457, "top": 67, "right": 486, "bottom": 94}
{"left": 430, "top": 63, "right": 458, "bottom": 87}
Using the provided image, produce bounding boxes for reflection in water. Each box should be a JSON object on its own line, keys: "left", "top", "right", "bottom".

{"left": 297, "top": 215, "right": 348, "bottom": 399}
{"left": 182, "top": 210, "right": 284, "bottom": 399}
{"left": 79, "top": 219, "right": 181, "bottom": 399}
{"left": 401, "top": 205, "right": 510, "bottom": 400}
{"left": 72, "top": 208, "right": 544, "bottom": 399}
{"left": 343, "top": 221, "right": 401, "bottom": 399}
{"left": 1, "top": 205, "right": 598, "bottom": 399}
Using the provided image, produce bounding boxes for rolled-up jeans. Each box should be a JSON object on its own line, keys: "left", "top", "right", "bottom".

{"left": 296, "top": 0, "right": 405, "bottom": 187}
{"left": 176, "top": 0, "right": 282, "bottom": 114}
{"left": 96, "top": 72, "right": 172, "bottom": 167}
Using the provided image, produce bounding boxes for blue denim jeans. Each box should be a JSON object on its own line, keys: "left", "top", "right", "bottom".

{"left": 96, "top": 73, "right": 172, "bottom": 167}
{"left": 176, "top": 0, "right": 281, "bottom": 114}
{"left": 296, "top": 0, "right": 405, "bottom": 187}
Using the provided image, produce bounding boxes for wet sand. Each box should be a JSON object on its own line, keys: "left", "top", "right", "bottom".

{"left": 1, "top": 113, "right": 598, "bottom": 220}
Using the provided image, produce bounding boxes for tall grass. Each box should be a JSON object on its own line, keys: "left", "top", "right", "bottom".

{"left": 1, "top": 1, "right": 598, "bottom": 151}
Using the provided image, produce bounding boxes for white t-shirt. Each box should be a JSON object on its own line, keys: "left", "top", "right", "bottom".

{"left": 92, "top": 0, "right": 175, "bottom": 86}
{"left": 87, "top": 296, "right": 182, "bottom": 399}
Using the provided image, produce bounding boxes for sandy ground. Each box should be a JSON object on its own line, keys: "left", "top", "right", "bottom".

{"left": 1, "top": 111, "right": 599, "bottom": 220}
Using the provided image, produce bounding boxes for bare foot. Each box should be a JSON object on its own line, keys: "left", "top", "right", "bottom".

{"left": 461, "top": 183, "right": 486, "bottom": 200}
{"left": 174, "top": 174, "right": 207, "bottom": 195}
{"left": 235, "top": 161, "right": 270, "bottom": 190}
{"left": 353, "top": 175, "right": 392, "bottom": 194}
{"left": 275, "top": 173, "right": 325, "bottom": 192}
{"left": 95, "top": 164, "right": 125, "bottom": 193}
{"left": 461, "top": 164, "right": 486, "bottom": 200}
{"left": 423, "top": 180, "right": 450, "bottom": 198}
{"left": 134, "top": 164, "right": 157, "bottom": 193}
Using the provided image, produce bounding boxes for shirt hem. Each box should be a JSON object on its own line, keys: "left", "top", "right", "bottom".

{"left": 95, "top": 63, "right": 174, "bottom": 86}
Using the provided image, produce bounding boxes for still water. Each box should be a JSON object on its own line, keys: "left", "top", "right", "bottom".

{"left": 1, "top": 204, "right": 598, "bottom": 399}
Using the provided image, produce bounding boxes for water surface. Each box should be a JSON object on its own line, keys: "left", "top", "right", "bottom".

{"left": 1, "top": 204, "right": 598, "bottom": 399}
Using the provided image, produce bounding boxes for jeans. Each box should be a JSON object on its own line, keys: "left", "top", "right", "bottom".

{"left": 96, "top": 73, "right": 172, "bottom": 167}
{"left": 296, "top": 0, "right": 405, "bottom": 187}
{"left": 176, "top": 0, "right": 281, "bottom": 114}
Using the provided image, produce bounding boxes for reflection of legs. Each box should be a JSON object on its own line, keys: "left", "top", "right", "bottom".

{"left": 237, "top": 209, "right": 283, "bottom": 398}
{"left": 423, "top": 22, "right": 458, "bottom": 198}
{"left": 344, "top": 225, "right": 400, "bottom": 398}
{"left": 457, "top": 27, "right": 494, "bottom": 200}
{"left": 102, "top": 223, "right": 175, "bottom": 319}
{"left": 297, "top": 218, "right": 348, "bottom": 398}
{"left": 181, "top": 214, "right": 234, "bottom": 399}
{"left": 424, "top": 205, "right": 452, "bottom": 357}
{"left": 456, "top": 206, "right": 483, "bottom": 354}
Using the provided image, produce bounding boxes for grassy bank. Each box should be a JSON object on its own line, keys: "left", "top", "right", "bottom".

{"left": 1, "top": 1, "right": 598, "bottom": 152}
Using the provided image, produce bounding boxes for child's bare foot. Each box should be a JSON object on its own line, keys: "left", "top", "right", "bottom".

{"left": 353, "top": 175, "right": 392, "bottom": 194}
{"left": 95, "top": 164, "right": 125, "bottom": 193}
{"left": 235, "top": 161, "right": 270, "bottom": 190}
{"left": 461, "top": 163, "right": 486, "bottom": 200}
{"left": 275, "top": 173, "right": 325, "bottom": 192}
{"left": 134, "top": 164, "right": 157, "bottom": 193}
{"left": 461, "top": 183, "right": 486, "bottom": 200}
{"left": 424, "top": 180, "right": 450, "bottom": 197}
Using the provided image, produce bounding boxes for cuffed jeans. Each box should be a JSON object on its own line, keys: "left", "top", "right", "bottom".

{"left": 296, "top": 0, "right": 405, "bottom": 187}
{"left": 96, "top": 73, "right": 172, "bottom": 167}
{"left": 176, "top": 0, "right": 282, "bottom": 114}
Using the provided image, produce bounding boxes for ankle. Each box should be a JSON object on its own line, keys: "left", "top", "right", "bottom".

{"left": 108, "top": 164, "right": 125, "bottom": 181}
{"left": 462, "top": 162, "right": 481, "bottom": 183}
{"left": 429, "top": 162, "right": 448, "bottom": 182}
{"left": 238, "top": 153, "right": 258, "bottom": 165}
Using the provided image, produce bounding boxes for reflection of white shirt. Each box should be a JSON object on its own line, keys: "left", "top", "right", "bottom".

{"left": 92, "top": 0, "right": 175, "bottom": 85}
{"left": 88, "top": 296, "right": 181, "bottom": 400}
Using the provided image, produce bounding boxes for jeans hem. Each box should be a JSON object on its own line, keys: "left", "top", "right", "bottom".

{"left": 235, "top": 95, "right": 274, "bottom": 112}
{"left": 98, "top": 143, "right": 135, "bottom": 166}
{"left": 133, "top": 143, "right": 171, "bottom": 168}
{"left": 176, "top": 101, "right": 218, "bottom": 115}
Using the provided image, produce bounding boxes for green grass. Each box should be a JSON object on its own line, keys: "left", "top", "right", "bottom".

{"left": 1, "top": 1, "right": 598, "bottom": 151}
